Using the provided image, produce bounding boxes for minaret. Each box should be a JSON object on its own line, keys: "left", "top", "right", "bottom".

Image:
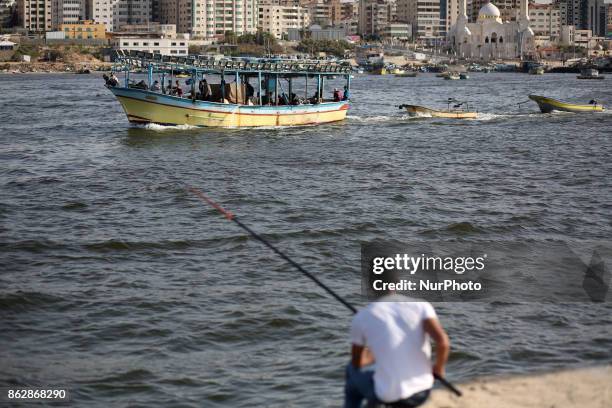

{"left": 458, "top": 0, "right": 468, "bottom": 25}
{"left": 518, "top": 0, "right": 530, "bottom": 29}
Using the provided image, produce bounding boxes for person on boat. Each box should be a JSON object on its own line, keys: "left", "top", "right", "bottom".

{"left": 150, "top": 81, "right": 161, "bottom": 92}
{"left": 174, "top": 80, "right": 183, "bottom": 97}
{"left": 342, "top": 85, "right": 350, "bottom": 101}
{"left": 344, "top": 268, "right": 450, "bottom": 408}
{"left": 199, "top": 79, "right": 211, "bottom": 101}
{"left": 245, "top": 79, "right": 255, "bottom": 103}
{"left": 103, "top": 72, "right": 119, "bottom": 87}
{"left": 333, "top": 88, "right": 341, "bottom": 102}
{"left": 311, "top": 92, "right": 321, "bottom": 104}
{"left": 220, "top": 77, "right": 227, "bottom": 102}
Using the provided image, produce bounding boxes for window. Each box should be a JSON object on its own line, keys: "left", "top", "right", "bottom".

{"left": 153, "top": 42, "right": 159, "bottom": 46}
{"left": 123, "top": 42, "right": 128, "bottom": 46}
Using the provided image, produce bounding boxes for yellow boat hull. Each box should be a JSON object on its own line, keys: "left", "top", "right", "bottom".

{"left": 528, "top": 95, "right": 605, "bottom": 113}
{"left": 110, "top": 87, "right": 349, "bottom": 127}
{"left": 401, "top": 105, "right": 477, "bottom": 119}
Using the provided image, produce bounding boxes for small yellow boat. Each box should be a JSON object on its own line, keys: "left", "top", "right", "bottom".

{"left": 399, "top": 103, "right": 477, "bottom": 119}
{"left": 528, "top": 95, "right": 605, "bottom": 113}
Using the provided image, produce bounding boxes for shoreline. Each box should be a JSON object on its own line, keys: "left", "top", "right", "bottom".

{"left": 424, "top": 365, "right": 611, "bottom": 408}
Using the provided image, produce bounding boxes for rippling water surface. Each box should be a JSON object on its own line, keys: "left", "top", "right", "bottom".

{"left": 1, "top": 72, "right": 612, "bottom": 407}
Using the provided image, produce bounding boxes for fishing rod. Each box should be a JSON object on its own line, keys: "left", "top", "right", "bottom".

{"left": 188, "top": 187, "right": 462, "bottom": 397}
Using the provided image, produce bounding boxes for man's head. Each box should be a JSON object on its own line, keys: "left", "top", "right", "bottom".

{"left": 369, "top": 266, "right": 401, "bottom": 299}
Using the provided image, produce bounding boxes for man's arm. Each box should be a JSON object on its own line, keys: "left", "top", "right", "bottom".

{"left": 351, "top": 344, "right": 375, "bottom": 368}
{"left": 424, "top": 318, "right": 450, "bottom": 377}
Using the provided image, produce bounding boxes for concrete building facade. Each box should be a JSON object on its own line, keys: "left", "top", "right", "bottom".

{"left": 529, "top": 3, "right": 561, "bottom": 40}
{"left": 158, "top": 0, "right": 257, "bottom": 39}
{"left": 18, "top": 0, "right": 52, "bottom": 31}
{"left": 396, "top": 0, "right": 444, "bottom": 42}
{"left": 60, "top": 18, "right": 106, "bottom": 37}
{"left": 258, "top": 0, "right": 309, "bottom": 39}
{"left": 112, "top": 35, "right": 188, "bottom": 55}
{"left": 1, "top": 0, "right": 16, "bottom": 28}
{"left": 89, "top": 0, "right": 152, "bottom": 32}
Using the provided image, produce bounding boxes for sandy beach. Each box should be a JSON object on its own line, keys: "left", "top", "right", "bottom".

{"left": 424, "top": 365, "right": 612, "bottom": 408}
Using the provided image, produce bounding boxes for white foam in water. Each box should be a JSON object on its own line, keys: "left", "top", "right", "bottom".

{"left": 347, "top": 115, "right": 396, "bottom": 123}
{"left": 139, "top": 123, "right": 200, "bottom": 131}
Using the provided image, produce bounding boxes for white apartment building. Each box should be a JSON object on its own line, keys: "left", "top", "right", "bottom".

{"left": 396, "top": 0, "right": 444, "bottom": 41}
{"left": 89, "top": 0, "right": 152, "bottom": 32}
{"left": 159, "top": 0, "right": 257, "bottom": 39}
{"left": 112, "top": 36, "right": 188, "bottom": 55}
{"left": 18, "top": 0, "right": 52, "bottom": 31}
{"left": 529, "top": 3, "right": 561, "bottom": 40}
{"left": 258, "top": 1, "right": 309, "bottom": 39}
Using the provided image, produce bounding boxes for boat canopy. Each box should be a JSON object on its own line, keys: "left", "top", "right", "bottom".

{"left": 113, "top": 50, "right": 352, "bottom": 76}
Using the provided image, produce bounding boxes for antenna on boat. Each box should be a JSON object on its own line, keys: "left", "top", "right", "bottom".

{"left": 188, "top": 187, "right": 463, "bottom": 397}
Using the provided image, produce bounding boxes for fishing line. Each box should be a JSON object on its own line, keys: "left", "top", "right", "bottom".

{"left": 188, "top": 187, "right": 462, "bottom": 397}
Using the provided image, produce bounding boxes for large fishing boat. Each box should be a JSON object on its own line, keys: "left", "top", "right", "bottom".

{"left": 106, "top": 50, "right": 352, "bottom": 127}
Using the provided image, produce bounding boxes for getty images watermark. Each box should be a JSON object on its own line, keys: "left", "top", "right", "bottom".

{"left": 361, "top": 241, "right": 611, "bottom": 302}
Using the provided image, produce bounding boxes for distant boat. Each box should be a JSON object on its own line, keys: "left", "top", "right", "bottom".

{"left": 399, "top": 101, "right": 477, "bottom": 119}
{"left": 528, "top": 95, "right": 605, "bottom": 113}
{"left": 395, "top": 71, "right": 418, "bottom": 77}
{"left": 577, "top": 68, "right": 605, "bottom": 80}
{"left": 444, "top": 72, "right": 460, "bottom": 80}
{"left": 459, "top": 73, "right": 469, "bottom": 80}
{"left": 373, "top": 67, "right": 388, "bottom": 75}
{"left": 529, "top": 66, "right": 545, "bottom": 75}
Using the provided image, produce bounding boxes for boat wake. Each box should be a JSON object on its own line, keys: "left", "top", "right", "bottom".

{"left": 139, "top": 123, "right": 200, "bottom": 131}
{"left": 347, "top": 114, "right": 400, "bottom": 123}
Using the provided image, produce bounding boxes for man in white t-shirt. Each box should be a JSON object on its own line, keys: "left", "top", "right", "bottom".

{"left": 344, "top": 272, "right": 450, "bottom": 407}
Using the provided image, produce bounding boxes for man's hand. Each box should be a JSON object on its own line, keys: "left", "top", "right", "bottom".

{"left": 351, "top": 344, "right": 376, "bottom": 368}
{"left": 433, "top": 363, "right": 446, "bottom": 378}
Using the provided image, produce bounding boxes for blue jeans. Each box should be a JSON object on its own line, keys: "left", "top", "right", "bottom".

{"left": 344, "top": 363, "right": 431, "bottom": 408}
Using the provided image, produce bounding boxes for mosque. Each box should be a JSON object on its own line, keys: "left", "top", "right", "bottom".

{"left": 449, "top": 0, "right": 535, "bottom": 60}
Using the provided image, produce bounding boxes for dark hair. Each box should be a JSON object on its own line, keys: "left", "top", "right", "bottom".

{"left": 368, "top": 267, "right": 401, "bottom": 299}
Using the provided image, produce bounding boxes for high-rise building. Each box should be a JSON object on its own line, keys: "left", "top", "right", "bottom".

{"left": 358, "top": 0, "right": 395, "bottom": 37}
{"left": 528, "top": 3, "right": 561, "bottom": 40}
{"left": 158, "top": 0, "right": 257, "bottom": 39}
{"left": 18, "top": 0, "right": 52, "bottom": 31}
{"left": 444, "top": 0, "right": 458, "bottom": 36}
{"left": 396, "top": 0, "right": 444, "bottom": 42}
{"left": 258, "top": 0, "right": 309, "bottom": 38}
{"left": 52, "top": 0, "right": 86, "bottom": 28}
{"left": 89, "top": 0, "right": 152, "bottom": 32}
{"left": 555, "top": 0, "right": 585, "bottom": 27}
{"left": 1, "top": 0, "right": 15, "bottom": 28}
{"left": 585, "top": 0, "right": 606, "bottom": 36}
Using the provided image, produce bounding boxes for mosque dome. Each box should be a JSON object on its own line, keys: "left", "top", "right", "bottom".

{"left": 478, "top": 2, "right": 502, "bottom": 21}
